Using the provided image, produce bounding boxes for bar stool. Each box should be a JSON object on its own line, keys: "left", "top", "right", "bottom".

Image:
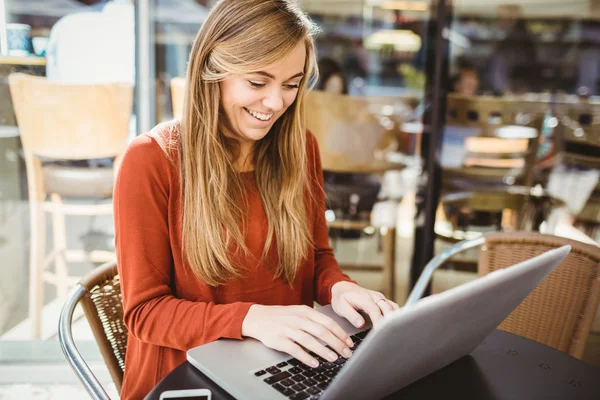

{"left": 170, "top": 77, "right": 185, "bottom": 119}
{"left": 9, "top": 73, "right": 133, "bottom": 338}
{"left": 305, "top": 90, "right": 404, "bottom": 301}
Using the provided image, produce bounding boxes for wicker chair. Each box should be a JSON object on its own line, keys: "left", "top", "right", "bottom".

{"left": 58, "top": 261, "right": 126, "bottom": 400}
{"left": 407, "top": 232, "right": 600, "bottom": 359}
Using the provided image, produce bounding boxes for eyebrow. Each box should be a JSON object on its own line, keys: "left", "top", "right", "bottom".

{"left": 251, "top": 71, "right": 305, "bottom": 81}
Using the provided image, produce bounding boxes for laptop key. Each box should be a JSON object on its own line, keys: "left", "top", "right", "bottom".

{"left": 317, "top": 382, "right": 330, "bottom": 391}
{"left": 254, "top": 370, "right": 266, "bottom": 377}
{"left": 281, "top": 378, "right": 295, "bottom": 387}
{"left": 292, "top": 374, "right": 307, "bottom": 382}
{"left": 334, "top": 357, "right": 346, "bottom": 365}
{"left": 303, "top": 378, "right": 317, "bottom": 387}
{"left": 288, "top": 358, "right": 302, "bottom": 367}
{"left": 291, "top": 383, "right": 306, "bottom": 391}
{"left": 289, "top": 367, "right": 303, "bottom": 374}
{"left": 322, "top": 362, "right": 337, "bottom": 369}
{"left": 354, "top": 330, "right": 370, "bottom": 340}
{"left": 266, "top": 367, "right": 282, "bottom": 375}
{"left": 264, "top": 371, "right": 291, "bottom": 384}
{"left": 273, "top": 383, "right": 295, "bottom": 396}
{"left": 311, "top": 366, "right": 326, "bottom": 373}
{"left": 324, "top": 370, "right": 338, "bottom": 378}
{"left": 306, "top": 387, "right": 321, "bottom": 395}
{"left": 314, "top": 374, "right": 328, "bottom": 383}
{"left": 302, "top": 370, "right": 316, "bottom": 377}
{"left": 289, "top": 392, "right": 310, "bottom": 400}
{"left": 277, "top": 362, "right": 288, "bottom": 368}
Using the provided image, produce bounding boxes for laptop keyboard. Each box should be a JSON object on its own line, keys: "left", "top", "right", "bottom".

{"left": 254, "top": 329, "right": 371, "bottom": 399}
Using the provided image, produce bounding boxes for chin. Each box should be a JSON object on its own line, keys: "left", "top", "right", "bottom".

{"left": 240, "top": 126, "right": 272, "bottom": 142}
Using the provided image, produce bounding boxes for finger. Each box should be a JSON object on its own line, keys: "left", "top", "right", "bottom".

{"left": 348, "top": 292, "right": 383, "bottom": 326}
{"left": 388, "top": 300, "right": 401, "bottom": 310}
{"left": 298, "top": 319, "right": 353, "bottom": 359}
{"left": 278, "top": 336, "right": 320, "bottom": 368}
{"left": 335, "top": 296, "right": 366, "bottom": 330}
{"left": 376, "top": 298, "right": 394, "bottom": 316}
{"left": 304, "top": 307, "right": 354, "bottom": 348}
{"left": 288, "top": 327, "right": 344, "bottom": 363}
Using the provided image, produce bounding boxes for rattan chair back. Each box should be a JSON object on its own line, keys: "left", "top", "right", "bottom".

{"left": 79, "top": 261, "right": 127, "bottom": 393}
{"left": 478, "top": 232, "right": 600, "bottom": 359}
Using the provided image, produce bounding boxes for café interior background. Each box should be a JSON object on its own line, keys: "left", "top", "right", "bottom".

{"left": 0, "top": 0, "right": 599, "bottom": 397}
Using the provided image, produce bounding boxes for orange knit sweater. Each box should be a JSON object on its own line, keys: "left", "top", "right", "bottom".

{"left": 113, "top": 121, "right": 353, "bottom": 399}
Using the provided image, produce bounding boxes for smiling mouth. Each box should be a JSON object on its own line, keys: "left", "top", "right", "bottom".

{"left": 244, "top": 107, "right": 274, "bottom": 122}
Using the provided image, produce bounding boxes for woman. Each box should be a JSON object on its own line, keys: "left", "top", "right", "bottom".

{"left": 114, "top": 1, "right": 398, "bottom": 398}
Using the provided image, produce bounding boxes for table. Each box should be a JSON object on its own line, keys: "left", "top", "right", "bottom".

{"left": 145, "top": 329, "right": 600, "bottom": 400}
{"left": 0, "top": 56, "right": 46, "bottom": 66}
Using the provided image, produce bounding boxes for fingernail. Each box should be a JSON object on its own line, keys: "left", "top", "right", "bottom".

{"left": 343, "top": 348, "right": 352, "bottom": 357}
{"left": 311, "top": 359, "right": 319, "bottom": 368}
{"left": 355, "top": 319, "right": 364, "bottom": 327}
{"left": 346, "top": 338, "right": 354, "bottom": 347}
{"left": 328, "top": 352, "right": 337, "bottom": 361}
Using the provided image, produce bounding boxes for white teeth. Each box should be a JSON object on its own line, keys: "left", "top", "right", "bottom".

{"left": 245, "top": 108, "right": 272, "bottom": 121}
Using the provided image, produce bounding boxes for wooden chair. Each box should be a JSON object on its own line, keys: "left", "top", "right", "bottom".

{"left": 9, "top": 73, "right": 133, "bottom": 338}
{"left": 170, "top": 77, "right": 186, "bottom": 119}
{"left": 554, "top": 99, "right": 600, "bottom": 240}
{"left": 443, "top": 94, "right": 542, "bottom": 190}
{"left": 59, "top": 261, "right": 125, "bottom": 400}
{"left": 407, "top": 232, "right": 600, "bottom": 359}
{"left": 305, "top": 90, "right": 403, "bottom": 300}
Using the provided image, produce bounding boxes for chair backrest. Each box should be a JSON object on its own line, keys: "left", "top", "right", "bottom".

{"left": 444, "top": 94, "right": 542, "bottom": 187}
{"left": 556, "top": 99, "right": 600, "bottom": 169}
{"left": 170, "top": 77, "right": 186, "bottom": 119}
{"left": 478, "top": 231, "right": 600, "bottom": 359}
{"left": 79, "top": 261, "right": 127, "bottom": 393}
{"left": 8, "top": 73, "right": 133, "bottom": 160}
{"left": 305, "top": 90, "right": 403, "bottom": 173}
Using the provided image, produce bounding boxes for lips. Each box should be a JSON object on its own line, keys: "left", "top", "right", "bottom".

{"left": 244, "top": 107, "right": 273, "bottom": 122}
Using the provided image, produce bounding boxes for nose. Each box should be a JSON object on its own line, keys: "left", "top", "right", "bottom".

{"left": 261, "top": 87, "right": 284, "bottom": 112}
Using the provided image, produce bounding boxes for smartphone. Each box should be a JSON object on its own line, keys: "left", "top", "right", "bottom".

{"left": 159, "top": 389, "right": 212, "bottom": 400}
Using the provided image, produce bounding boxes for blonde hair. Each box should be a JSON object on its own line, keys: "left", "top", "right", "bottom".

{"left": 179, "top": 0, "right": 319, "bottom": 286}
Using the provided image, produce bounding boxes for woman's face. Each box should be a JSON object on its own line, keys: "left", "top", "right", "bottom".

{"left": 219, "top": 41, "right": 306, "bottom": 146}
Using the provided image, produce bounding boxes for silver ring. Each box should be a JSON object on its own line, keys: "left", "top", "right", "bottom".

{"left": 376, "top": 298, "right": 387, "bottom": 304}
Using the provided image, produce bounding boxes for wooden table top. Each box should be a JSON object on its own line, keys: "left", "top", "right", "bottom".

{"left": 0, "top": 56, "right": 46, "bottom": 66}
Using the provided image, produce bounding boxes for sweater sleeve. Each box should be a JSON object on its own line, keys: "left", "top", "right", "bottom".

{"left": 114, "top": 134, "right": 253, "bottom": 351}
{"left": 307, "top": 131, "right": 357, "bottom": 305}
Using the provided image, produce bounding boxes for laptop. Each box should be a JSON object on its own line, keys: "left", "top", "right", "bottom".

{"left": 187, "top": 245, "right": 571, "bottom": 400}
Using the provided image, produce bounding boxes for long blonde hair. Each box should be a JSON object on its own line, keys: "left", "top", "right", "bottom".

{"left": 180, "top": 0, "right": 319, "bottom": 286}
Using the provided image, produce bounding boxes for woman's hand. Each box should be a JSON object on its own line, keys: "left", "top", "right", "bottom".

{"left": 331, "top": 281, "right": 400, "bottom": 328}
{"left": 241, "top": 304, "right": 355, "bottom": 367}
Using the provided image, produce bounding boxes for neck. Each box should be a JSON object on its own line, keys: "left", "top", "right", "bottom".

{"left": 235, "top": 141, "right": 255, "bottom": 172}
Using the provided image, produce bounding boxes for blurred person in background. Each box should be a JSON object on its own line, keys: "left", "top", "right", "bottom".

{"left": 113, "top": 1, "right": 399, "bottom": 398}
{"left": 45, "top": 0, "right": 134, "bottom": 168}
{"left": 46, "top": 0, "right": 134, "bottom": 84}
{"left": 449, "top": 58, "right": 480, "bottom": 96}
{"left": 489, "top": 13, "right": 537, "bottom": 95}
{"left": 577, "top": 21, "right": 600, "bottom": 95}
{"left": 317, "top": 57, "right": 348, "bottom": 94}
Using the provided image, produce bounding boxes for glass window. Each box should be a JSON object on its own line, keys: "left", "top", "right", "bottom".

{"left": 0, "top": 1, "right": 134, "bottom": 396}
{"left": 435, "top": 0, "right": 600, "bottom": 296}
